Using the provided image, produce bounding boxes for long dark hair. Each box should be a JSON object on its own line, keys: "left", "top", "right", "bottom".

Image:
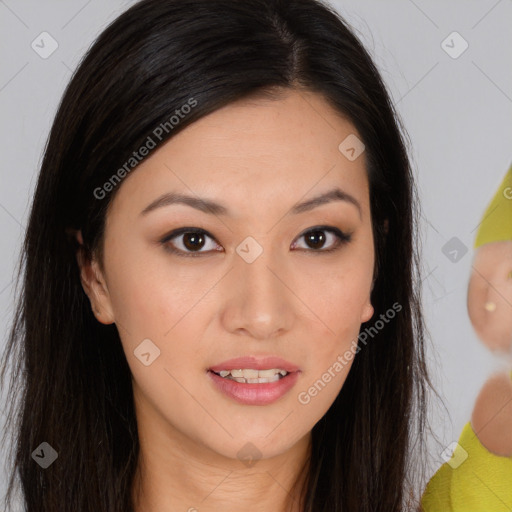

{"left": 1, "top": 0, "right": 436, "bottom": 510}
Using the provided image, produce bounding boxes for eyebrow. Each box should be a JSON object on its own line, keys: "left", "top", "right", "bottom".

{"left": 140, "top": 187, "right": 362, "bottom": 220}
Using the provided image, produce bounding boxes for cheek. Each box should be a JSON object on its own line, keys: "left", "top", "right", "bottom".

{"left": 302, "top": 254, "right": 373, "bottom": 337}
{"left": 105, "top": 237, "right": 213, "bottom": 340}
{"left": 104, "top": 253, "right": 212, "bottom": 421}
{"left": 293, "top": 252, "right": 373, "bottom": 398}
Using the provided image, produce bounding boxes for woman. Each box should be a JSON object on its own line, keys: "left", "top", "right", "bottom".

{"left": 1, "top": 0, "right": 435, "bottom": 510}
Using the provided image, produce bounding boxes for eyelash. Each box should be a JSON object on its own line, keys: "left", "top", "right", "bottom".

{"left": 160, "top": 225, "right": 353, "bottom": 258}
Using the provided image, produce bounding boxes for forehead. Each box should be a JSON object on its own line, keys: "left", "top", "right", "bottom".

{"left": 107, "top": 89, "right": 370, "bottom": 223}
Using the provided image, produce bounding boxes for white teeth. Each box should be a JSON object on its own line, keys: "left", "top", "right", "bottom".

{"left": 258, "top": 369, "right": 281, "bottom": 378}
{"left": 232, "top": 368, "right": 259, "bottom": 379}
{"left": 215, "top": 368, "right": 290, "bottom": 382}
{"left": 233, "top": 375, "right": 281, "bottom": 384}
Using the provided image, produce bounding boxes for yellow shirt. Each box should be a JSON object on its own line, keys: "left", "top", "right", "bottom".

{"left": 421, "top": 420, "right": 512, "bottom": 511}
{"left": 474, "top": 164, "right": 512, "bottom": 248}
{"left": 422, "top": 167, "right": 512, "bottom": 510}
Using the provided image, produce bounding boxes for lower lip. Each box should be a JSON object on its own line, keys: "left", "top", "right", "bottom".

{"left": 207, "top": 370, "right": 300, "bottom": 405}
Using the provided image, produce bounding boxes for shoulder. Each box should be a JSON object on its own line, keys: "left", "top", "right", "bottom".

{"left": 421, "top": 421, "right": 512, "bottom": 512}
{"left": 471, "top": 372, "right": 512, "bottom": 457}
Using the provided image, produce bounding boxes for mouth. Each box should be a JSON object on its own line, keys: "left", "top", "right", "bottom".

{"left": 206, "top": 356, "right": 301, "bottom": 405}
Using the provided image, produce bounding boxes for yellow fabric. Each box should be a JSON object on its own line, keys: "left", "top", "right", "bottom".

{"left": 474, "top": 164, "right": 512, "bottom": 248}
{"left": 421, "top": 168, "right": 512, "bottom": 510}
{"left": 421, "top": 370, "right": 512, "bottom": 511}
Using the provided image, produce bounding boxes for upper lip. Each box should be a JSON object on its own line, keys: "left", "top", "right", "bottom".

{"left": 208, "top": 356, "right": 300, "bottom": 373}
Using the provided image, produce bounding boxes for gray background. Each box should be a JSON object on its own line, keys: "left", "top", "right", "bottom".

{"left": 1, "top": 0, "right": 511, "bottom": 505}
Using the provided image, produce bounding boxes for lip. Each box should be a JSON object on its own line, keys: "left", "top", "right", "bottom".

{"left": 207, "top": 369, "right": 300, "bottom": 405}
{"left": 208, "top": 356, "right": 300, "bottom": 373}
{"left": 207, "top": 355, "right": 301, "bottom": 406}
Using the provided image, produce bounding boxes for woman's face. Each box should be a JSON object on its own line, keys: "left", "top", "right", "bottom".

{"left": 79, "top": 89, "right": 375, "bottom": 464}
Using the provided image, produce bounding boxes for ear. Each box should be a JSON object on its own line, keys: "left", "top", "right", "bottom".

{"left": 74, "top": 230, "right": 115, "bottom": 325}
{"left": 361, "top": 300, "right": 374, "bottom": 323}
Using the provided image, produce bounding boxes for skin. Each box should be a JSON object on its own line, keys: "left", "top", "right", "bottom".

{"left": 471, "top": 372, "right": 512, "bottom": 457}
{"left": 467, "top": 240, "right": 512, "bottom": 352}
{"left": 76, "top": 89, "right": 375, "bottom": 512}
{"left": 467, "top": 240, "right": 512, "bottom": 456}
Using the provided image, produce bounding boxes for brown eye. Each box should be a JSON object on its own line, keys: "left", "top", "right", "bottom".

{"left": 181, "top": 232, "right": 206, "bottom": 251}
{"left": 304, "top": 230, "right": 327, "bottom": 250}
{"left": 292, "top": 226, "right": 352, "bottom": 253}
{"left": 161, "top": 228, "right": 221, "bottom": 257}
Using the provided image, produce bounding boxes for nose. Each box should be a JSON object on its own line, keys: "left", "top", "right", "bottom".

{"left": 220, "top": 240, "right": 295, "bottom": 340}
